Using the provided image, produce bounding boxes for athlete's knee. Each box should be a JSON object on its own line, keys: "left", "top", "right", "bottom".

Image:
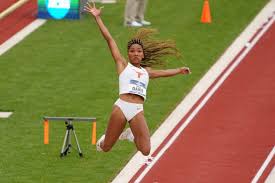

{"left": 135, "top": 137, "right": 151, "bottom": 156}
{"left": 139, "top": 145, "right": 151, "bottom": 156}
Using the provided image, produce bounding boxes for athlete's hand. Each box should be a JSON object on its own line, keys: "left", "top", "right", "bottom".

{"left": 179, "top": 67, "right": 191, "bottom": 75}
{"left": 84, "top": 2, "right": 104, "bottom": 17}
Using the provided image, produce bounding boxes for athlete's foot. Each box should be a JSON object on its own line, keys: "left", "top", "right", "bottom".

{"left": 119, "top": 128, "right": 134, "bottom": 142}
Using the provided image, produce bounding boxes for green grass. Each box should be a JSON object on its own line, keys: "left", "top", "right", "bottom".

{"left": 0, "top": 0, "right": 269, "bottom": 182}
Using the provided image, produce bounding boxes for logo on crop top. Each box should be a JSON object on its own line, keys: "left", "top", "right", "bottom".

{"left": 133, "top": 70, "right": 145, "bottom": 78}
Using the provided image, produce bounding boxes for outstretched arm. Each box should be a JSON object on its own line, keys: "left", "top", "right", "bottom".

{"left": 146, "top": 67, "right": 191, "bottom": 79}
{"left": 84, "top": 2, "right": 126, "bottom": 74}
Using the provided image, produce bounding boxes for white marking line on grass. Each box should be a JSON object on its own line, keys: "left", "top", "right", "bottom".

{"left": 265, "top": 166, "right": 275, "bottom": 183}
{"left": 251, "top": 146, "right": 275, "bottom": 183}
{"left": 111, "top": 1, "right": 275, "bottom": 182}
{"left": 0, "top": 112, "right": 13, "bottom": 118}
{"left": 0, "top": 19, "right": 47, "bottom": 56}
{"left": 134, "top": 13, "right": 275, "bottom": 183}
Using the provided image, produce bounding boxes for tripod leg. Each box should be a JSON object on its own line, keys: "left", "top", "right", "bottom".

{"left": 67, "top": 129, "right": 72, "bottom": 154}
{"left": 72, "top": 129, "right": 83, "bottom": 157}
{"left": 60, "top": 129, "right": 69, "bottom": 157}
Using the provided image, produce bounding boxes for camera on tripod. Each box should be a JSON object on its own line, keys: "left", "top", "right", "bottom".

{"left": 43, "top": 116, "right": 97, "bottom": 157}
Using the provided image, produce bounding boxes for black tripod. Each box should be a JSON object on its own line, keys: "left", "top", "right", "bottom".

{"left": 60, "top": 120, "right": 83, "bottom": 157}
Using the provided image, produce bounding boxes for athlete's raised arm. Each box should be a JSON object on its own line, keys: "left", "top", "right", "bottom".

{"left": 146, "top": 67, "right": 191, "bottom": 79}
{"left": 84, "top": 2, "right": 126, "bottom": 74}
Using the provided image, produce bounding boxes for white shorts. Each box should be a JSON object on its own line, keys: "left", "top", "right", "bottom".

{"left": 114, "top": 98, "right": 143, "bottom": 122}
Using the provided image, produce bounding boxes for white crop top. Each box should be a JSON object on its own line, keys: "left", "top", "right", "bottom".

{"left": 119, "top": 63, "right": 149, "bottom": 99}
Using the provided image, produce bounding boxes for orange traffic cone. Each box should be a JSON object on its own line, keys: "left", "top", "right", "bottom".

{"left": 201, "top": 0, "right": 212, "bottom": 23}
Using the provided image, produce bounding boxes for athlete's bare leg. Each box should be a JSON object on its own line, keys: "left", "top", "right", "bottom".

{"left": 100, "top": 106, "right": 127, "bottom": 152}
{"left": 129, "top": 112, "right": 151, "bottom": 156}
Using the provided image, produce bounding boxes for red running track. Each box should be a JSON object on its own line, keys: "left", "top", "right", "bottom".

{"left": 0, "top": 0, "right": 37, "bottom": 45}
{"left": 0, "top": 0, "right": 17, "bottom": 12}
{"left": 131, "top": 19, "right": 275, "bottom": 183}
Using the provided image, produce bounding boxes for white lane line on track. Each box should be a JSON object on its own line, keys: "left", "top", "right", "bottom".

{"left": 0, "top": 19, "right": 47, "bottom": 56}
{"left": 265, "top": 166, "right": 275, "bottom": 183}
{"left": 252, "top": 146, "right": 275, "bottom": 183}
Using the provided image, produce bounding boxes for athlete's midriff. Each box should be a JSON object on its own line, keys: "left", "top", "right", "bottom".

{"left": 119, "top": 93, "right": 144, "bottom": 104}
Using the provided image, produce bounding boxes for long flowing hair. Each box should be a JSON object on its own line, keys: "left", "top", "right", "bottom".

{"left": 128, "top": 28, "right": 182, "bottom": 68}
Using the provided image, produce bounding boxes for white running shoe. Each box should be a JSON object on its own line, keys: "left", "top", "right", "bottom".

{"left": 125, "top": 21, "right": 143, "bottom": 27}
{"left": 96, "top": 134, "right": 105, "bottom": 152}
{"left": 139, "top": 20, "right": 151, "bottom": 26}
{"left": 119, "top": 128, "right": 134, "bottom": 142}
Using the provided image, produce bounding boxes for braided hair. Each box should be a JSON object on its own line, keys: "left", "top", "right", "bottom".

{"left": 127, "top": 28, "right": 181, "bottom": 68}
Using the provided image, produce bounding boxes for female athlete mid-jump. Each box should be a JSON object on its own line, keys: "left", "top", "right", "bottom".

{"left": 84, "top": 2, "right": 190, "bottom": 156}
